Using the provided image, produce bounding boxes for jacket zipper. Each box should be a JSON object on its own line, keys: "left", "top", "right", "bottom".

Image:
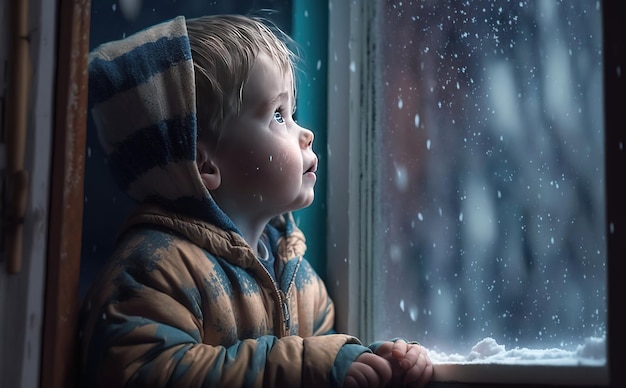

{"left": 256, "top": 255, "right": 302, "bottom": 336}
{"left": 279, "top": 255, "right": 303, "bottom": 334}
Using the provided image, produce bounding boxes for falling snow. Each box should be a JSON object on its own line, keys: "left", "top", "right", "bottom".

{"left": 374, "top": 0, "right": 606, "bottom": 365}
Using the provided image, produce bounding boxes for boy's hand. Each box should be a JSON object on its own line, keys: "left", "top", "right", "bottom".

{"left": 374, "top": 340, "right": 433, "bottom": 387}
{"left": 344, "top": 352, "right": 392, "bottom": 388}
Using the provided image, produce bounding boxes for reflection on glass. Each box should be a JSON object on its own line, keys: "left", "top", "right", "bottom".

{"left": 373, "top": 0, "right": 605, "bottom": 365}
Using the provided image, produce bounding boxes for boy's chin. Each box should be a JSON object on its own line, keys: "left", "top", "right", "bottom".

{"left": 301, "top": 194, "right": 316, "bottom": 208}
{"left": 288, "top": 195, "right": 315, "bottom": 213}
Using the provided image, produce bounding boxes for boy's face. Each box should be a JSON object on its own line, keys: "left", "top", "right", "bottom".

{"left": 206, "top": 53, "right": 318, "bottom": 221}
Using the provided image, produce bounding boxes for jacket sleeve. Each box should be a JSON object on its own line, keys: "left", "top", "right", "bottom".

{"left": 79, "top": 264, "right": 361, "bottom": 388}
{"left": 301, "top": 258, "right": 338, "bottom": 336}
{"left": 288, "top": 259, "right": 373, "bottom": 387}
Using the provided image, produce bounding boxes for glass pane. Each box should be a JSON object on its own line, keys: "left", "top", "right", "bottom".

{"left": 373, "top": 0, "right": 606, "bottom": 365}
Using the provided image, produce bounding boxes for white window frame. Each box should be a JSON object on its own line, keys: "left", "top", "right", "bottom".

{"left": 326, "top": 0, "right": 376, "bottom": 341}
{"left": 326, "top": 1, "right": 614, "bottom": 386}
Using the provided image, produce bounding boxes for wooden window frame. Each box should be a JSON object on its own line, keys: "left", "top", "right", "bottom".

{"left": 42, "top": 1, "right": 90, "bottom": 388}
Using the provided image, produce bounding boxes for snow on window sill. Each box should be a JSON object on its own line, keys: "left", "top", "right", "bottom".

{"left": 428, "top": 337, "right": 608, "bottom": 385}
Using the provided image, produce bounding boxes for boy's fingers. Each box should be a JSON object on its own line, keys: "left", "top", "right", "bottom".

{"left": 366, "top": 353, "right": 393, "bottom": 383}
{"left": 343, "top": 375, "right": 359, "bottom": 388}
{"left": 353, "top": 352, "right": 393, "bottom": 386}
{"left": 375, "top": 341, "right": 394, "bottom": 356}
{"left": 356, "top": 363, "right": 377, "bottom": 387}
{"left": 345, "top": 362, "right": 375, "bottom": 387}
{"left": 403, "top": 353, "right": 434, "bottom": 387}
{"left": 421, "top": 362, "right": 434, "bottom": 387}
{"left": 415, "top": 362, "right": 434, "bottom": 388}
{"left": 391, "top": 339, "right": 408, "bottom": 359}
{"left": 398, "top": 344, "right": 421, "bottom": 369}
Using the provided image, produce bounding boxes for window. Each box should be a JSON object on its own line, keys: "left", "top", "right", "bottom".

{"left": 327, "top": 0, "right": 623, "bottom": 386}
{"left": 6, "top": 0, "right": 618, "bottom": 387}
{"left": 376, "top": 0, "right": 605, "bottom": 358}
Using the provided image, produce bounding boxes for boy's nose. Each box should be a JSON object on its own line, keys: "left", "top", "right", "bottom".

{"left": 300, "top": 127, "right": 314, "bottom": 149}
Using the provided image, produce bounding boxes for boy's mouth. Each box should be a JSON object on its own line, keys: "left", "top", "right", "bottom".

{"left": 305, "top": 158, "right": 318, "bottom": 174}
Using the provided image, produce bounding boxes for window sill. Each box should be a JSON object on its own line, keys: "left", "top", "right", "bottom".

{"left": 431, "top": 363, "right": 608, "bottom": 386}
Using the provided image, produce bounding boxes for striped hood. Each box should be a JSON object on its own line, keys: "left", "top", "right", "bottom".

{"left": 88, "top": 16, "right": 237, "bottom": 232}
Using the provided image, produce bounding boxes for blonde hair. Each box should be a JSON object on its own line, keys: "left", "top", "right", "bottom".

{"left": 185, "top": 14, "right": 298, "bottom": 143}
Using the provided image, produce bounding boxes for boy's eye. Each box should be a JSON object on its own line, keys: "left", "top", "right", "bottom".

{"left": 273, "top": 111, "right": 285, "bottom": 124}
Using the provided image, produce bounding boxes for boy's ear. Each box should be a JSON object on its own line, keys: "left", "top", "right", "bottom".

{"left": 196, "top": 142, "right": 221, "bottom": 191}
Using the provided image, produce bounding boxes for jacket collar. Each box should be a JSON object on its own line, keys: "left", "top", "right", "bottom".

{"left": 121, "top": 204, "right": 307, "bottom": 268}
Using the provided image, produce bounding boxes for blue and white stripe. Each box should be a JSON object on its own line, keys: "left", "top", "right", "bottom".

{"left": 88, "top": 16, "right": 237, "bottom": 232}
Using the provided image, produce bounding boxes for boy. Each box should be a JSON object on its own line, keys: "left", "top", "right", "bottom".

{"left": 80, "top": 14, "right": 433, "bottom": 387}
